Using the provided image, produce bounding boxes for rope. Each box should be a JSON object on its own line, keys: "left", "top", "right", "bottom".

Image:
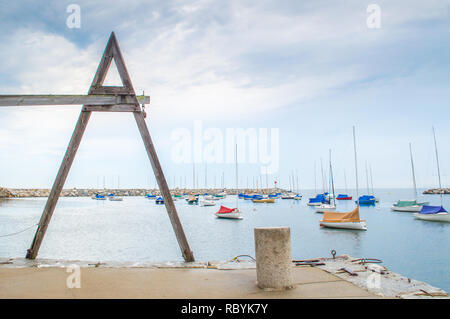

{"left": 0, "top": 223, "right": 38, "bottom": 238}
{"left": 230, "top": 254, "right": 256, "bottom": 262}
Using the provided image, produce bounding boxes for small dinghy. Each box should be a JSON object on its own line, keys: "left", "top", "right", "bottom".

{"left": 187, "top": 196, "right": 198, "bottom": 205}
{"left": 336, "top": 194, "right": 352, "bottom": 200}
{"left": 108, "top": 194, "right": 123, "bottom": 201}
{"left": 93, "top": 194, "right": 106, "bottom": 200}
{"left": 155, "top": 196, "right": 164, "bottom": 204}
{"left": 215, "top": 205, "right": 242, "bottom": 219}
{"left": 200, "top": 200, "right": 216, "bottom": 206}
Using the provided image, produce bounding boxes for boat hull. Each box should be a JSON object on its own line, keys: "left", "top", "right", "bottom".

{"left": 200, "top": 200, "right": 216, "bottom": 206}
{"left": 315, "top": 205, "right": 337, "bottom": 213}
{"left": 413, "top": 213, "right": 450, "bottom": 222}
{"left": 215, "top": 212, "right": 242, "bottom": 219}
{"left": 252, "top": 199, "right": 275, "bottom": 203}
{"left": 320, "top": 221, "right": 367, "bottom": 230}
{"left": 391, "top": 205, "right": 422, "bottom": 212}
{"left": 307, "top": 202, "right": 322, "bottom": 206}
{"left": 336, "top": 197, "right": 352, "bottom": 200}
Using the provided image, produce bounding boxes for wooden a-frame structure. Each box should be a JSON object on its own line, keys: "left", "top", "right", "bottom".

{"left": 0, "top": 32, "right": 194, "bottom": 262}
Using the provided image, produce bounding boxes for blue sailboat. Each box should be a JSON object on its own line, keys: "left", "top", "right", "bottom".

{"left": 414, "top": 127, "right": 450, "bottom": 222}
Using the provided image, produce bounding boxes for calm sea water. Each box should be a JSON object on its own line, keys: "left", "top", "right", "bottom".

{"left": 0, "top": 188, "right": 449, "bottom": 292}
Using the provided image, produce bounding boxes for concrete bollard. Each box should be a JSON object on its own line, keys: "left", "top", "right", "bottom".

{"left": 254, "top": 226, "right": 293, "bottom": 290}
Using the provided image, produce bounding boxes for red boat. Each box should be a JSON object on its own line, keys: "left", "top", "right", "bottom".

{"left": 215, "top": 205, "right": 242, "bottom": 219}
{"left": 336, "top": 194, "right": 352, "bottom": 200}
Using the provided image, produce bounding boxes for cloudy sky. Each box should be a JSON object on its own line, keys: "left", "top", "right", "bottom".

{"left": 0, "top": 0, "right": 449, "bottom": 191}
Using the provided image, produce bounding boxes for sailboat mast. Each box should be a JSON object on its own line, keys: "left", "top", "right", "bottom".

{"left": 320, "top": 158, "right": 325, "bottom": 194}
{"left": 365, "top": 161, "right": 370, "bottom": 195}
{"left": 314, "top": 162, "right": 317, "bottom": 194}
{"left": 369, "top": 164, "right": 374, "bottom": 196}
{"left": 353, "top": 126, "right": 359, "bottom": 205}
{"left": 193, "top": 163, "right": 195, "bottom": 190}
{"left": 432, "top": 127, "right": 443, "bottom": 205}
{"left": 329, "top": 149, "right": 336, "bottom": 206}
{"left": 344, "top": 170, "right": 348, "bottom": 194}
{"left": 235, "top": 144, "right": 238, "bottom": 208}
{"left": 408, "top": 142, "right": 417, "bottom": 200}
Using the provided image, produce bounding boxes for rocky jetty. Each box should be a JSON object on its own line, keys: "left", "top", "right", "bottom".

{"left": 423, "top": 188, "right": 450, "bottom": 195}
{"left": 0, "top": 187, "right": 284, "bottom": 198}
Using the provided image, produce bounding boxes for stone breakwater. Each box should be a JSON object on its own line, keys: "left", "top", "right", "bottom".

{"left": 0, "top": 187, "right": 282, "bottom": 198}
{"left": 423, "top": 188, "right": 450, "bottom": 195}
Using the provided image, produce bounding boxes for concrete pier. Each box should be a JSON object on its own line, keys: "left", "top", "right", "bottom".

{"left": 254, "top": 227, "right": 293, "bottom": 290}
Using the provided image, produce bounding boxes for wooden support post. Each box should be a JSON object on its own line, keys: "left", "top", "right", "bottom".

{"left": 26, "top": 110, "right": 91, "bottom": 259}
{"left": 134, "top": 111, "right": 195, "bottom": 262}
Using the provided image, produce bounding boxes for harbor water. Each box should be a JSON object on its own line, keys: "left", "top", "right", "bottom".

{"left": 0, "top": 188, "right": 449, "bottom": 292}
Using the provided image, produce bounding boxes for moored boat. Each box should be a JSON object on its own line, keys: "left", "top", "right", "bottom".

{"left": 108, "top": 193, "right": 123, "bottom": 201}
{"left": 320, "top": 126, "right": 367, "bottom": 231}
{"left": 357, "top": 195, "right": 375, "bottom": 206}
{"left": 319, "top": 207, "right": 367, "bottom": 230}
{"left": 336, "top": 194, "right": 352, "bottom": 200}
{"left": 413, "top": 206, "right": 450, "bottom": 222}
{"left": 252, "top": 198, "right": 275, "bottom": 203}
{"left": 155, "top": 196, "right": 164, "bottom": 204}
{"left": 215, "top": 205, "right": 242, "bottom": 219}
{"left": 93, "top": 194, "right": 106, "bottom": 200}
{"left": 200, "top": 200, "right": 216, "bottom": 206}
{"left": 187, "top": 196, "right": 198, "bottom": 205}
{"left": 413, "top": 127, "right": 448, "bottom": 222}
{"left": 392, "top": 200, "right": 428, "bottom": 212}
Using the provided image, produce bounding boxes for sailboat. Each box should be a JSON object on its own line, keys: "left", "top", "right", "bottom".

{"left": 414, "top": 128, "right": 450, "bottom": 222}
{"left": 356, "top": 162, "right": 375, "bottom": 206}
{"left": 108, "top": 193, "right": 123, "bottom": 201}
{"left": 216, "top": 144, "right": 242, "bottom": 219}
{"left": 392, "top": 143, "right": 429, "bottom": 212}
{"left": 319, "top": 126, "right": 367, "bottom": 230}
{"left": 336, "top": 171, "right": 352, "bottom": 200}
{"left": 316, "top": 150, "right": 337, "bottom": 213}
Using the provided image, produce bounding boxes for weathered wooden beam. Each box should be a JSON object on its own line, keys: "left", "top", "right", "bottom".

{"left": 134, "top": 111, "right": 195, "bottom": 262}
{"left": 89, "top": 86, "right": 132, "bottom": 95}
{"left": 26, "top": 110, "right": 92, "bottom": 259}
{"left": 0, "top": 95, "right": 149, "bottom": 107}
{"left": 82, "top": 104, "right": 140, "bottom": 112}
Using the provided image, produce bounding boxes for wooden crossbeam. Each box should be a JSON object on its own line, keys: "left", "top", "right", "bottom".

{"left": 0, "top": 94, "right": 150, "bottom": 107}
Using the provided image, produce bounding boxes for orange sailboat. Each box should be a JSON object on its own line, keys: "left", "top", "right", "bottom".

{"left": 320, "top": 206, "right": 366, "bottom": 230}
{"left": 319, "top": 126, "right": 367, "bottom": 231}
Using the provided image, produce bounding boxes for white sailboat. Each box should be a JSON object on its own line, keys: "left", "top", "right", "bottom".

{"left": 316, "top": 150, "right": 337, "bottom": 213}
{"left": 414, "top": 127, "right": 449, "bottom": 222}
{"left": 319, "top": 126, "right": 367, "bottom": 230}
{"left": 392, "top": 143, "right": 428, "bottom": 212}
